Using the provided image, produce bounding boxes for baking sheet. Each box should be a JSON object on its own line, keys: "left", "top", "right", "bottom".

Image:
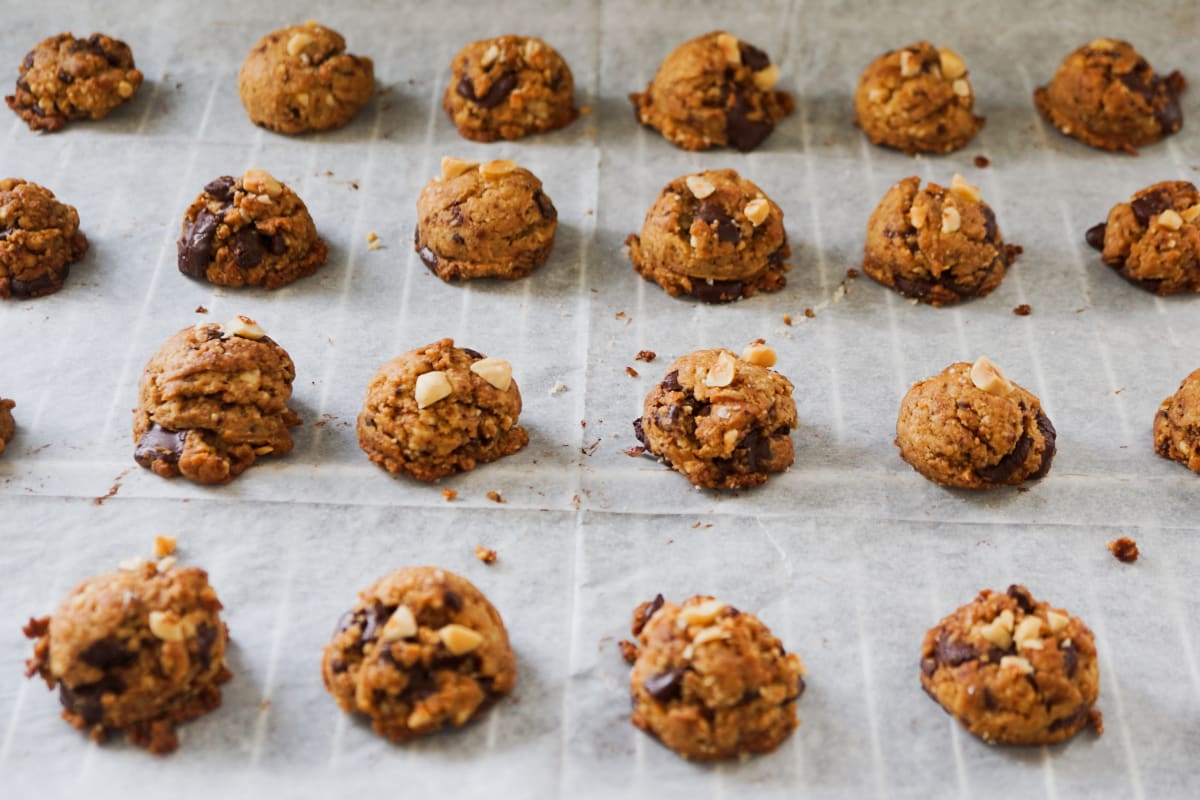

{"left": 1, "top": 0, "right": 1198, "bottom": 796}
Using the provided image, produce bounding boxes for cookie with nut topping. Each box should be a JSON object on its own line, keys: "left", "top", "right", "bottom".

{"left": 855, "top": 42, "right": 983, "bottom": 154}
{"left": 443, "top": 34, "right": 578, "bottom": 142}
{"left": 896, "top": 357, "right": 1056, "bottom": 490}
{"left": 624, "top": 594, "right": 806, "bottom": 760}
{"left": 415, "top": 157, "right": 557, "bottom": 282}
{"left": 1034, "top": 38, "right": 1185, "bottom": 154}
{"left": 6, "top": 32, "right": 143, "bottom": 133}
{"left": 0, "top": 178, "right": 88, "bottom": 299}
{"left": 863, "top": 174, "right": 1020, "bottom": 306}
{"left": 1085, "top": 180, "right": 1200, "bottom": 295}
{"left": 23, "top": 555, "right": 231, "bottom": 754}
{"left": 176, "top": 169, "right": 327, "bottom": 289}
{"left": 634, "top": 345, "right": 797, "bottom": 490}
{"left": 627, "top": 169, "right": 789, "bottom": 303}
{"left": 1153, "top": 368, "right": 1200, "bottom": 474}
{"left": 238, "top": 21, "right": 374, "bottom": 134}
{"left": 631, "top": 32, "right": 793, "bottom": 152}
{"left": 0, "top": 397, "right": 14, "bottom": 456}
{"left": 357, "top": 338, "right": 528, "bottom": 481}
{"left": 321, "top": 566, "right": 516, "bottom": 742}
{"left": 921, "top": 585, "right": 1102, "bottom": 745}
{"left": 133, "top": 317, "right": 301, "bottom": 485}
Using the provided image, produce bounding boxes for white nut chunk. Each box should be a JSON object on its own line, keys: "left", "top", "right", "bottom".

{"left": 753, "top": 64, "right": 781, "bottom": 91}
{"left": 979, "top": 609, "right": 1014, "bottom": 650}
{"left": 691, "top": 626, "right": 730, "bottom": 647}
{"left": 286, "top": 32, "right": 314, "bottom": 57}
{"left": 1000, "top": 654, "right": 1034, "bottom": 674}
{"left": 952, "top": 79, "right": 972, "bottom": 98}
{"left": 910, "top": 203, "right": 928, "bottom": 230}
{"left": 970, "top": 356, "right": 1013, "bottom": 396}
{"left": 1046, "top": 610, "right": 1070, "bottom": 634}
{"left": 415, "top": 370, "right": 453, "bottom": 408}
{"left": 479, "top": 159, "right": 518, "bottom": 179}
{"left": 224, "top": 315, "right": 267, "bottom": 340}
{"left": 938, "top": 48, "right": 967, "bottom": 80}
{"left": 950, "top": 173, "right": 981, "bottom": 204}
{"left": 438, "top": 623, "right": 484, "bottom": 655}
{"left": 716, "top": 33, "right": 741, "bottom": 65}
{"left": 242, "top": 168, "right": 283, "bottom": 198}
{"left": 744, "top": 198, "right": 770, "bottom": 226}
{"left": 1014, "top": 615, "right": 1045, "bottom": 650}
{"left": 440, "top": 156, "right": 478, "bottom": 181}
{"left": 1158, "top": 209, "right": 1184, "bottom": 231}
{"left": 148, "top": 610, "right": 185, "bottom": 642}
{"left": 704, "top": 352, "right": 737, "bottom": 388}
{"left": 380, "top": 605, "right": 418, "bottom": 642}
{"left": 677, "top": 598, "right": 727, "bottom": 628}
{"left": 1181, "top": 204, "right": 1200, "bottom": 224}
{"left": 900, "top": 50, "right": 921, "bottom": 78}
{"left": 741, "top": 342, "right": 777, "bottom": 367}
{"left": 941, "top": 205, "right": 962, "bottom": 234}
{"left": 480, "top": 43, "right": 501, "bottom": 68}
{"left": 685, "top": 174, "right": 716, "bottom": 200}
{"left": 470, "top": 357, "right": 513, "bottom": 391}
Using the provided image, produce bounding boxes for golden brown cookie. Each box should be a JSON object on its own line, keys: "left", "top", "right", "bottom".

{"left": 0, "top": 178, "right": 88, "bottom": 299}
{"left": 176, "top": 169, "right": 327, "bottom": 289}
{"left": 854, "top": 42, "right": 983, "bottom": 154}
{"left": 443, "top": 35, "right": 578, "bottom": 142}
{"left": 631, "top": 31, "right": 793, "bottom": 151}
{"left": 1153, "top": 368, "right": 1200, "bottom": 473}
{"left": 321, "top": 566, "right": 516, "bottom": 742}
{"left": 414, "top": 157, "right": 557, "bottom": 282}
{"left": 862, "top": 174, "right": 1019, "bottom": 306}
{"left": 238, "top": 21, "right": 374, "bottom": 134}
{"left": 133, "top": 317, "right": 301, "bottom": 485}
{"left": 634, "top": 345, "right": 796, "bottom": 490}
{"left": 6, "top": 32, "right": 142, "bottom": 133}
{"left": 627, "top": 169, "right": 789, "bottom": 303}
{"left": 921, "top": 585, "right": 1102, "bottom": 745}
{"left": 1085, "top": 180, "right": 1200, "bottom": 295}
{"left": 625, "top": 594, "right": 806, "bottom": 760}
{"left": 23, "top": 557, "right": 231, "bottom": 754}
{"left": 896, "top": 357, "right": 1056, "bottom": 489}
{"left": 1034, "top": 38, "right": 1185, "bottom": 154}
{"left": 0, "top": 397, "right": 14, "bottom": 456}
{"left": 357, "top": 339, "right": 528, "bottom": 481}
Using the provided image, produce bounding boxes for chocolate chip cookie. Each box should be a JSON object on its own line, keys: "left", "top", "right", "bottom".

{"left": 631, "top": 32, "right": 792, "bottom": 152}
{"left": 627, "top": 169, "right": 789, "bottom": 303}
{"left": 6, "top": 33, "right": 143, "bottom": 133}
{"left": 896, "top": 357, "right": 1056, "bottom": 489}
{"left": 357, "top": 338, "right": 528, "bottom": 481}
{"left": 0, "top": 397, "right": 14, "bottom": 456}
{"left": 862, "top": 174, "right": 1019, "bottom": 306}
{"left": 1153, "top": 368, "right": 1200, "bottom": 473}
{"left": 625, "top": 594, "right": 805, "bottom": 760}
{"left": 133, "top": 317, "right": 301, "bottom": 485}
{"left": 238, "top": 21, "right": 374, "bottom": 134}
{"left": 414, "top": 157, "right": 556, "bottom": 282}
{"left": 921, "top": 585, "right": 1102, "bottom": 745}
{"left": 1085, "top": 180, "right": 1200, "bottom": 295}
{"left": 443, "top": 35, "right": 578, "bottom": 142}
{"left": 634, "top": 345, "right": 796, "bottom": 490}
{"left": 0, "top": 178, "right": 88, "bottom": 299}
{"left": 23, "top": 556, "right": 231, "bottom": 754}
{"left": 1034, "top": 38, "right": 1185, "bottom": 154}
{"left": 854, "top": 42, "right": 984, "bottom": 154}
{"left": 177, "top": 169, "right": 327, "bottom": 289}
{"left": 322, "top": 566, "right": 516, "bottom": 742}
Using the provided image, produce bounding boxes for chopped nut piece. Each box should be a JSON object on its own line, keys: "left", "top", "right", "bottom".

{"left": 479, "top": 159, "right": 517, "bottom": 179}
{"left": 910, "top": 204, "right": 928, "bottom": 229}
{"left": 1107, "top": 536, "right": 1139, "bottom": 563}
{"left": 900, "top": 50, "right": 921, "bottom": 78}
{"left": 243, "top": 169, "right": 283, "bottom": 198}
{"left": 635, "top": 350, "right": 656, "bottom": 362}
{"left": 678, "top": 599, "right": 727, "bottom": 627}
{"left": 715, "top": 33, "right": 741, "bottom": 65}
{"left": 117, "top": 81, "right": 135, "bottom": 99}
{"left": 952, "top": 79, "right": 971, "bottom": 98}
{"left": 704, "top": 352, "right": 737, "bottom": 388}
{"left": 156, "top": 556, "right": 177, "bottom": 573}
{"left": 752, "top": 64, "right": 781, "bottom": 91}
{"left": 1158, "top": 209, "right": 1184, "bottom": 231}
{"left": 469, "top": 357, "right": 513, "bottom": 391}
{"left": 439, "top": 623, "right": 484, "bottom": 655}
{"left": 969, "top": 356, "right": 1012, "bottom": 396}
{"left": 741, "top": 342, "right": 777, "bottom": 367}
{"left": 523, "top": 39, "right": 543, "bottom": 59}
{"left": 691, "top": 626, "right": 730, "bottom": 647}
{"left": 380, "top": 605, "right": 417, "bottom": 641}
{"left": 744, "top": 198, "right": 770, "bottom": 226}
{"left": 287, "top": 32, "right": 314, "bottom": 57}
{"left": 1181, "top": 205, "right": 1200, "bottom": 224}
{"left": 938, "top": 48, "right": 967, "bottom": 80}
{"left": 979, "top": 609, "right": 1014, "bottom": 649}
{"left": 941, "top": 205, "right": 962, "bottom": 234}
{"left": 153, "top": 536, "right": 176, "bottom": 559}
{"left": 442, "top": 488, "right": 457, "bottom": 501}
{"left": 625, "top": 366, "right": 639, "bottom": 378}
{"left": 1013, "top": 616, "right": 1044, "bottom": 650}
{"left": 441, "top": 156, "right": 478, "bottom": 181}
{"left": 685, "top": 174, "right": 716, "bottom": 200}
{"left": 1088, "top": 38, "right": 1117, "bottom": 50}
{"left": 1013, "top": 304, "right": 1032, "bottom": 316}
{"left": 867, "top": 87, "right": 889, "bottom": 103}
{"left": 118, "top": 556, "right": 149, "bottom": 572}
{"left": 618, "top": 639, "right": 638, "bottom": 663}
{"left": 407, "top": 707, "right": 432, "bottom": 728}
{"left": 486, "top": 490, "right": 506, "bottom": 503}
{"left": 223, "top": 315, "right": 267, "bottom": 340}
{"left": 148, "top": 610, "right": 184, "bottom": 642}
{"left": 475, "top": 545, "right": 498, "bottom": 564}
{"left": 414, "top": 371, "right": 453, "bottom": 408}
{"left": 949, "top": 173, "right": 981, "bottom": 203}
{"left": 480, "top": 43, "right": 500, "bottom": 68}
{"left": 1000, "top": 654, "right": 1034, "bottom": 674}
{"left": 1046, "top": 610, "right": 1070, "bottom": 634}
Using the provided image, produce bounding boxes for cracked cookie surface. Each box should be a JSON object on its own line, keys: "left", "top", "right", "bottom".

{"left": 1086, "top": 180, "right": 1200, "bottom": 295}
{"left": 1154, "top": 368, "right": 1200, "bottom": 473}
{"left": 0, "top": 178, "right": 88, "bottom": 299}
{"left": 0, "top": 397, "right": 13, "bottom": 456}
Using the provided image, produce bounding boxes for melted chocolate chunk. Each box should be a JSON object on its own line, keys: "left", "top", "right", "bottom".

{"left": 178, "top": 208, "right": 221, "bottom": 279}
{"left": 934, "top": 633, "right": 978, "bottom": 667}
{"left": 726, "top": 92, "right": 774, "bottom": 152}
{"left": 449, "top": 203, "right": 465, "bottom": 227}
{"left": 59, "top": 675, "right": 126, "bottom": 726}
{"left": 9, "top": 265, "right": 69, "bottom": 298}
{"left": 204, "top": 176, "right": 236, "bottom": 203}
{"left": 457, "top": 73, "right": 517, "bottom": 109}
{"left": 689, "top": 277, "right": 746, "bottom": 303}
{"left": 231, "top": 227, "right": 266, "bottom": 268}
{"left": 632, "top": 417, "right": 647, "bottom": 446}
{"left": 1030, "top": 411, "right": 1057, "bottom": 480}
{"left": 1130, "top": 191, "right": 1171, "bottom": 226}
{"left": 1048, "top": 706, "right": 1088, "bottom": 732}
{"left": 920, "top": 657, "right": 937, "bottom": 677}
{"left": 981, "top": 205, "right": 999, "bottom": 244}
{"left": 1085, "top": 222, "right": 1107, "bottom": 251}
{"left": 534, "top": 191, "right": 557, "bottom": 221}
{"left": 661, "top": 371, "right": 683, "bottom": 393}
{"left": 361, "top": 602, "right": 396, "bottom": 643}
{"left": 134, "top": 425, "right": 188, "bottom": 468}
{"left": 1061, "top": 640, "right": 1079, "bottom": 677}
{"left": 1006, "top": 585, "right": 1036, "bottom": 614}
{"left": 892, "top": 273, "right": 939, "bottom": 301}
{"left": 976, "top": 431, "right": 1033, "bottom": 484}
{"left": 418, "top": 246, "right": 439, "bottom": 271}
{"left": 57, "top": 70, "right": 74, "bottom": 85}
{"left": 461, "top": 348, "right": 484, "bottom": 359}
{"left": 738, "top": 42, "right": 770, "bottom": 72}
{"left": 22, "top": 50, "right": 35, "bottom": 70}
{"left": 195, "top": 623, "right": 218, "bottom": 670}
{"left": 644, "top": 667, "right": 685, "bottom": 702}
{"left": 444, "top": 590, "right": 463, "bottom": 613}
{"left": 80, "top": 637, "right": 135, "bottom": 670}
{"left": 336, "top": 609, "right": 364, "bottom": 635}
{"left": 399, "top": 665, "right": 439, "bottom": 703}
{"left": 330, "top": 658, "right": 348, "bottom": 674}
{"left": 633, "top": 594, "right": 665, "bottom": 636}
{"left": 1157, "top": 71, "right": 1186, "bottom": 132}
{"left": 695, "top": 201, "right": 741, "bottom": 244}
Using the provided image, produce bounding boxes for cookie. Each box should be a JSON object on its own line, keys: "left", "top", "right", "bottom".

{"left": 357, "top": 338, "right": 528, "bottom": 481}
{"left": 627, "top": 169, "right": 789, "bottom": 303}
{"left": 176, "top": 169, "right": 327, "bottom": 289}
{"left": 443, "top": 35, "right": 578, "bottom": 142}
{"left": 1153, "top": 368, "right": 1200, "bottom": 473}
{"left": 0, "top": 178, "right": 88, "bottom": 299}
{"left": 1085, "top": 180, "right": 1200, "bottom": 295}
{"left": 0, "top": 397, "right": 14, "bottom": 456}
{"left": 23, "top": 557, "right": 231, "bottom": 754}
{"left": 921, "top": 585, "right": 1102, "bottom": 745}
{"left": 896, "top": 357, "right": 1056, "bottom": 489}
{"left": 6, "top": 33, "right": 142, "bottom": 133}
{"left": 133, "top": 317, "right": 301, "bottom": 485}
{"left": 321, "top": 566, "right": 516, "bottom": 742}
{"left": 634, "top": 345, "right": 796, "bottom": 490}
{"left": 414, "top": 157, "right": 557, "bottom": 282}
{"left": 854, "top": 42, "right": 984, "bottom": 154}
{"left": 862, "top": 174, "right": 1019, "bottom": 306}
{"left": 631, "top": 31, "right": 793, "bottom": 152}
{"left": 238, "top": 21, "right": 374, "bottom": 134}
{"left": 1034, "top": 38, "right": 1185, "bottom": 154}
{"left": 625, "top": 594, "right": 805, "bottom": 760}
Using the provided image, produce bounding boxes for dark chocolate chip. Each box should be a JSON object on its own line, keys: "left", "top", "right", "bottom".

{"left": 640, "top": 593, "right": 665, "bottom": 633}
{"left": 726, "top": 92, "right": 775, "bottom": 152}
{"left": 982, "top": 687, "right": 997, "bottom": 710}
{"left": 981, "top": 205, "right": 998, "bottom": 244}
{"left": 1085, "top": 222, "right": 1107, "bottom": 251}
{"left": 204, "top": 176, "right": 236, "bottom": 203}
{"left": 177, "top": 208, "right": 221, "bottom": 279}
{"left": 361, "top": 602, "right": 395, "bottom": 643}
{"left": 134, "top": 424, "right": 188, "bottom": 468}
{"left": 768, "top": 243, "right": 787, "bottom": 268}
{"left": 661, "top": 371, "right": 683, "bottom": 393}
{"left": 892, "top": 273, "right": 938, "bottom": 301}
{"left": 10, "top": 265, "right": 68, "bottom": 298}
{"left": 695, "top": 201, "right": 741, "bottom": 244}
{"left": 450, "top": 204, "right": 465, "bottom": 227}
{"left": 1130, "top": 191, "right": 1171, "bottom": 226}
{"left": 194, "top": 622, "right": 218, "bottom": 670}
{"left": 689, "top": 277, "right": 746, "bottom": 303}
{"left": 632, "top": 417, "right": 646, "bottom": 446}
{"left": 1157, "top": 90, "right": 1183, "bottom": 133}
{"left": 1030, "top": 411, "right": 1057, "bottom": 480}
{"left": 1117, "top": 70, "right": 1152, "bottom": 99}
{"left": 22, "top": 50, "right": 35, "bottom": 70}
{"left": 1048, "top": 706, "right": 1088, "bottom": 732}
{"left": 399, "top": 666, "right": 439, "bottom": 703}
{"left": 451, "top": 232, "right": 465, "bottom": 246}
{"left": 330, "top": 658, "right": 348, "bottom": 673}
{"left": 457, "top": 73, "right": 517, "bottom": 109}
{"left": 231, "top": 227, "right": 266, "bottom": 268}
{"left": 461, "top": 348, "right": 484, "bottom": 359}
{"left": 1006, "top": 585, "right": 1036, "bottom": 614}
{"left": 268, "top": 233, "right": 287, "bottom": 256}
{"left": 444, "top": 590, "right": 463, "bottom": 613}
{"left": 534, "top": 191, "right": 557, "bottom": 221}
{"left": 57, "top": 70, "right": 74, "bottom": 85}
{"left": 335, "top": 609, "right": 363, "bottom": 635}
{"left": 976, "top": 431, "right": 1033, "bottom": 484}
{"left": 80, "top": 637, "right": 135, "bottom": 670}
{"left": 59, "top": 675, "right": 126, "bottom": 726}
{"left": 1061, "top": 640, "right": 1079, "bottom": 677}
{"left": 921, "top": 657, "right": 937, "bottom": 677}
{"left": 738, "top": 42, "right": 770, "bottom": 72}
{"left": 644, "top": 667, "right": 685, "bottom": 702}
{"left": 934, "top": 633, "right": 978, "bottom": 667}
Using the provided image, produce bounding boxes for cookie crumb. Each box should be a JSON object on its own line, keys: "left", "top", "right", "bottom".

{"left": 486, "top": 490, "right": 506, "bottom": 504}
{"left": 259, "top": 699, "right": 272, "bottom": 711}
{"left": 1107, "top": 537, "right": 1139, "bottom": 563}
{"left": 618, "top": 640, "right": 638, "bottom": 663}
{"left": 783, "top": 314, "right": 793, "bottom": 326}
{"left": 1088, "top": 709, "right": 1104, "bottom": 734}
{"left": 804, "top": 308, "right": 815, "bottom": 319}
{"left": 194, "top": 305, "right": 208, "bottom": 314}
{"left": 474, "top": 545, "right": 497, "bottom": 564}
{"left": 154, "top": 536, "right": 177, "bottom": 558}
{"left": 367, "top": 231, "right": 382, "bottom": 251}
{"left": 367, "top": 231, "right": 378, "bottom": 243}
{"left": 635, "top": 350, "right": 657, "bottom": 362}
{"left": 625, "top": 446, "right": 646, "bottom": 457}
{"left": 1013, "top": 303, "right": 1032, "bottom": 316}
{"left": 625, "top": 366, "right": 639, "bottom": 378}
{"left": 442, "top": 489, "right": 457, "bottom": 502}
{"left": 550, "top": 382, "right": 568, "bottom": 396}
{"left": 974, "top": 155, "right": 991, "bottom": 168}
{"left": 846, "top": 268, "right": 859, "bottom": 279}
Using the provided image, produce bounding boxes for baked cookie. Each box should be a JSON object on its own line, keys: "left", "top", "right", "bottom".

{"left": 1034, "top": 38, "right": 1185, "bottom": 154}
{"left": 6, "top": 33, "right": 142, "bottom": 133}
{"left": 1085, "top": 180, "right": 1200, "bottom": 295}
{"left": 0, "top": 397, "right": 14, "bottom": 456}
{"left": 862, "top": 174, "right": 1019, "bottom": 306}
{"left": 0, "top": 178, "right": 88, "bottom": 299}
{"left": 133, "top": 317, "right": 301, "bottom": 485}
{"left": 896, "top": 357, "right": 1056, "bottom": 489}
{"left": 854, "top": 42, "right": 984, "bottom": 154}
{"left": 23, "top": 556, "right": 231, "bottom": 754}
{"left": 624, "top": 593, "right": 805, "bottom": 760}
{"left": 176, "top": 169, "right": 327, "bottom": 289}
{"left": 238, "top": 21, "right": 374, "bottom": 134}
{"left": 443, "top": 35, "right": 578, "bottom": 142}
{"left": 627, "top": 169, "right": 789, "bottom": 303}
{"left": 921, "top": 585, "right": 1102, "bottom": 745}
{"left": 414, "top": 157, "right": 557, "bottom": 282}
{"left": 634, "top": 344, "right": 796, "bottom": 490}
{"left": 358, "top": 338, "right": 528, "bottom": 481}
{"left": 1153, "top": 368, "right": 1200, "bottom": 473}
{"left": 631, "top": 31, "right": 793, "bottom": 152}
{"left": 322, "top": 566, "right": 516, "bottom": 742}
